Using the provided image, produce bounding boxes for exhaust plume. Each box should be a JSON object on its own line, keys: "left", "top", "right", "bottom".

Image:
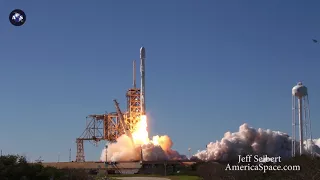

{"left": 100, "top": 120, "right": 320, "bottom": 162}
{"left": 100, "top": 115, "right": 187, "bottom": 162}
{"left": 100, "top": 134, "right": 187, "bottom": 161}
{"left": 193, "top": 123, "right": 320, "bottom": 162}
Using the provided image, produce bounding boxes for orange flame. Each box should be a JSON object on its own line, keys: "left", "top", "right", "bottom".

{"left": 132, "top": 115, "right": 160, "bottom": 146}
{"left": 132, "top": 115, "right": 149, "bottom": 145}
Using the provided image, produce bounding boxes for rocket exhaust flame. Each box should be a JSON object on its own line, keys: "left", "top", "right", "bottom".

{"left": 100, "top": 115, "right": 187, "bottom": 162}
{"left": 132, "top": 115, "right": 149, "bottom": 145}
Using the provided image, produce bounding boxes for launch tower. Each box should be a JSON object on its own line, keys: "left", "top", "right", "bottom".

{"left": 125, "top": 60, "right": 141, "bottom": 132}
{"left": 75, "top": 47, "right": 146, "bottom": 162}
{"left": 292, "top": 82, "right": 312, "bottom": 156}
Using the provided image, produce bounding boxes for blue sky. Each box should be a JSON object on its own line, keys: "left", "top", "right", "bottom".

{"left": 0, "top": 0, "right": 319, "bottom": 162}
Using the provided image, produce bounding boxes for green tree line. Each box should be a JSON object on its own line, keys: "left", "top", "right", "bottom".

{"left": 0, "top": 155, "right": 95, "bottom": 180}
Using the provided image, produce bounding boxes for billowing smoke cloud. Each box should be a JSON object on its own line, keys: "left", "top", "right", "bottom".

{"left": 193, "top": 123, "right": 320, "bottom": 162}
{"left": 100, "top": 135, "right": 139, "bottom": 162}
{"left": 100, "top": 123, "right": 320, "bottom": 162}
{"left": 100, "top": 134, "right": 187, "bottom": 162}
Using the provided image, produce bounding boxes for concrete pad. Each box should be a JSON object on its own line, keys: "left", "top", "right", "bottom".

{"left": 117, "top": 177, "right": 170, "bottom": 180}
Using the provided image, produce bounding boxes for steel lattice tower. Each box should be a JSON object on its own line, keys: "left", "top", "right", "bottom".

{"left": 125, "top": 60, "right": 141, "bottom": 133}
{"left": 75, "top": 49, "right": 145, "bottom": 162}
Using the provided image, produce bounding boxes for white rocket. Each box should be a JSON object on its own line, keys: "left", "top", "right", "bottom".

{"left": 140, "top": 47, "right": 146, "bottom": 115}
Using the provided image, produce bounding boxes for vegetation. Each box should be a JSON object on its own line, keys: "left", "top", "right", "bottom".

{"left": 2, "top": 154, "right": 320, "bottom": 179}
{"left": 0, "top": 154, "right": 200, "bottom": 180}
{"left": 0, "top": 155, "right": 103, "bottom": 180}
{"left": 0, "top": 155, "right": 64, "bottom": 180}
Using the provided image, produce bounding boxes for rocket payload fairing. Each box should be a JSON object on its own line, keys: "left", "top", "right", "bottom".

{"left": 140, "top": 47, "right": 146, "bottom": 115}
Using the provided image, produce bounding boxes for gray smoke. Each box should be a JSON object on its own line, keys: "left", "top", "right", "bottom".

{"left": 193, "top": 123, "right": 320, "bottom": 161}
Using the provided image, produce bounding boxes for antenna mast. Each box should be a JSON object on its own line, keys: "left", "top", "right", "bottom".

{"left": 133, "top": 60, "right": 136, "bottom": 88}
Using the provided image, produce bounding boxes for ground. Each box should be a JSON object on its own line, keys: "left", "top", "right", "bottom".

{"left": 116, "top": 177, "right": 170, "bottom": 180}
{"left": 112, "top": 176, "right": 202, "bottom": 180}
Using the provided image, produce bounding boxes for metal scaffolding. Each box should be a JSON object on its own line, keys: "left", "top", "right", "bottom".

{"left": 126, "top": 88, "right": 141, "bottom": 133}
{"left": 76, "top": 113, "right": 124, "bottom": 162}
{"left": 75, "top": 58, "right": 144, "bottom": 162}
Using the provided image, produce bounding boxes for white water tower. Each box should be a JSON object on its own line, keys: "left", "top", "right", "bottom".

{"left": 292, "top": 82, "right": 312, "bottom": 156}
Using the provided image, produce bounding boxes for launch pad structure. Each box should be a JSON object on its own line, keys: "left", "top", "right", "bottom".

{"left": 76, "top": 47, "right": 146, "bottom": 162}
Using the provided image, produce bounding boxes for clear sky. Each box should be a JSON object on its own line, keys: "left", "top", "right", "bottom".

{"left": 0, "top": 0, "right": 319, "bottom": 162}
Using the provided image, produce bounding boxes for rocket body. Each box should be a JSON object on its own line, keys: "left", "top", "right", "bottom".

{"left": 140, "top": 47, "right": 146, "bottom": 115}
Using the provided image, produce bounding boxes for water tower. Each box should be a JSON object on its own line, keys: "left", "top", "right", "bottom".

{"left": 292, "top": 82, "right": 312, "bottom": 156}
